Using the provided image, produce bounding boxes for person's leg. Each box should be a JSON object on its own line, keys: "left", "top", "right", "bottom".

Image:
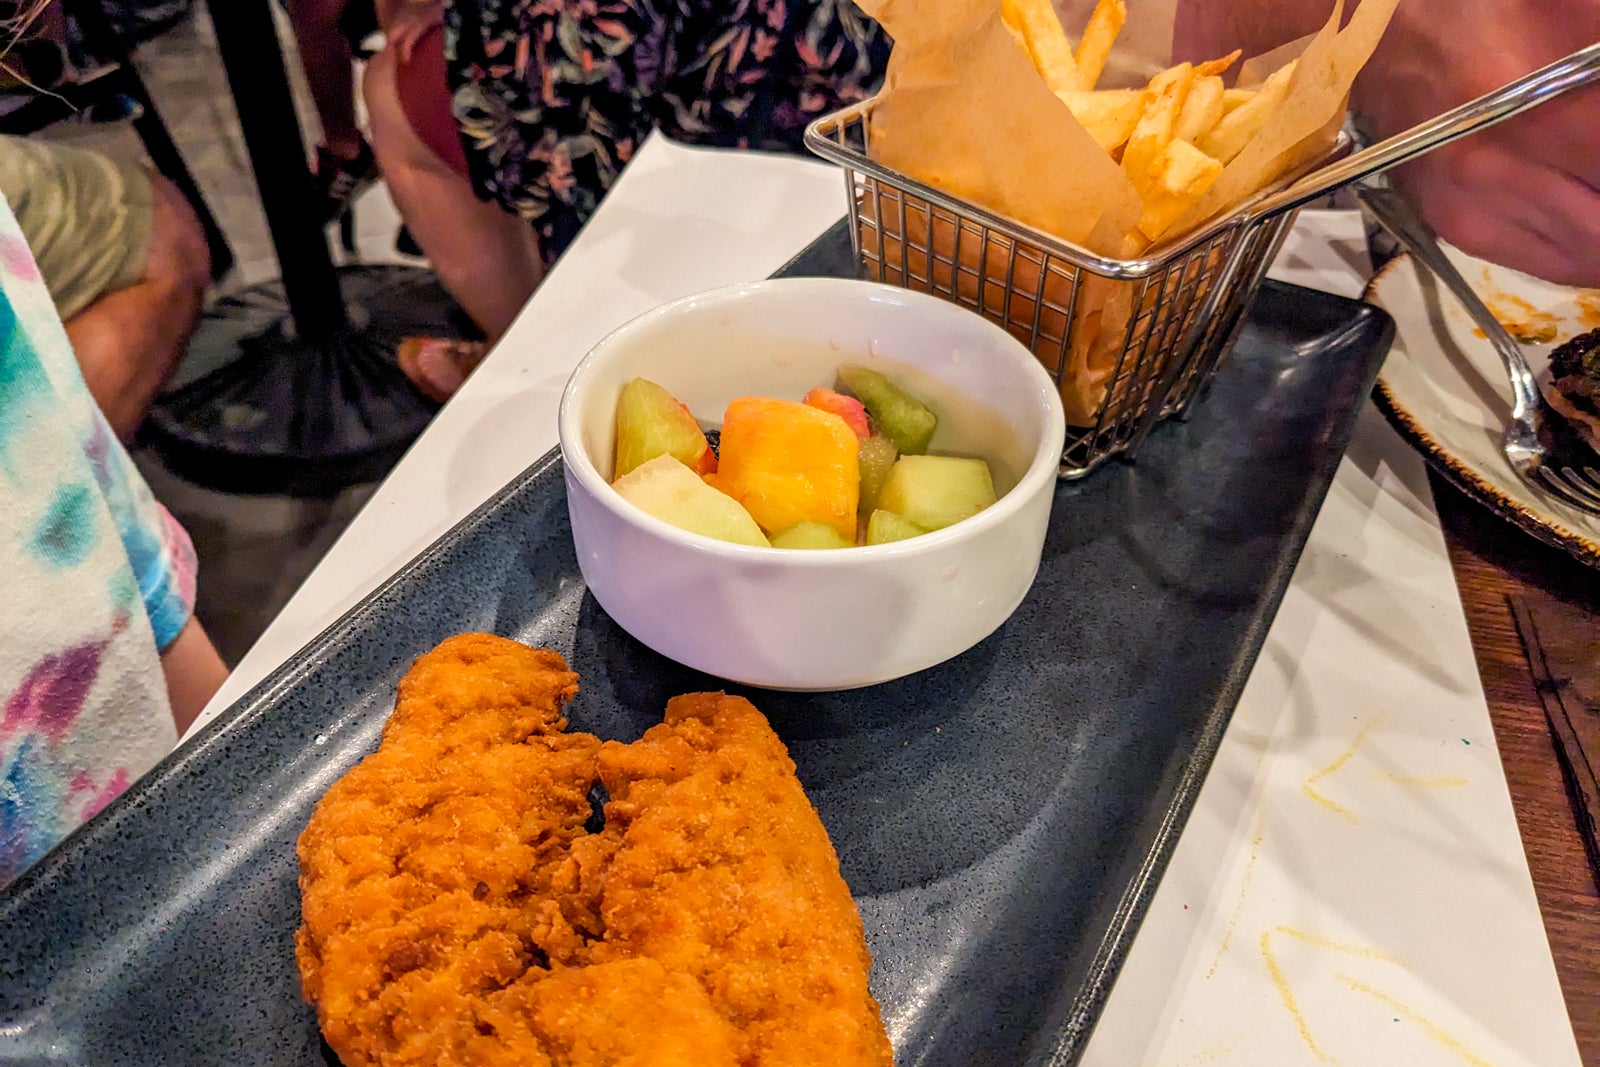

{"left": 0, "top": 137, "right": 210, "bottom": 438}
{"left": 63, "top": 174, "right": 210, "bottom": 438}
{"left": 287, "top": 0, "right": 364, "bottom": 161}
{"left": 363, "top": 42, "right": 543, "bottom": 342}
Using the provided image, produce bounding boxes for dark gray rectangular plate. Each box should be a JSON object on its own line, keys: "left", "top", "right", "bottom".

{"left": 0, "top": 220, "right": 1393, "bottom": 1067}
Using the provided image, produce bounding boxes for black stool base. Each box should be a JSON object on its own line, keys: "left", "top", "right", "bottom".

{"left": 144, "top": 264, "right": 471, "bottom": 497}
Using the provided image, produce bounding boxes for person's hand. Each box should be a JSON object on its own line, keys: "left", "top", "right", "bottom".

{"left": 386, "top": 0, "right": 445, "bottom": 64}
{"left": 1175, "top": 0, "right": 1600, "bottom": 287}
{"left": 1350, "top": 0, "right": 1600, "bottom": 288}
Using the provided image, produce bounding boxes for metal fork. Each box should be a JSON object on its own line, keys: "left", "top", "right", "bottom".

{"left": 1357, "top": 185, "right": 1600, "bottom": 515}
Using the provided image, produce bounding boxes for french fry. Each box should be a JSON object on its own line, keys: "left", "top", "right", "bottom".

{"left": 1134, "top": 139, "right": 1224, "bottom": 241}
{"left": 1193, "top": 49, "right": 1242, "bottom": 79}
{"left": 1001, "top": 0, "right": 1080, "bottom": 95}
{"left": 1064, "top": 274, "right": 1138, "bottom": 424}
{"left": 1056, "top": 88, "right": 1144, "bottom": 152}
{"left": 1196, "top": 59, "right": 1297, "bottom": 163}
{"left": 1174, "top": 75, "right": 1225, "bottom": 143}
{"left": 1220, "top": 86, "right": 1256, "bottom": 113}
{"left": 857, "top": 0, "right": 1404, "bottom": 425}
{"left": 1073, "top": 0, "right": 1126, "bottom": 91}
{"left": 1121, "top": 62, "right": 1193, "bottom": 184}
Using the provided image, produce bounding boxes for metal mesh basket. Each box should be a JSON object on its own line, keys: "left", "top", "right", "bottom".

{"left": 804, "top": 96, "right": 1337, "bottom": 478}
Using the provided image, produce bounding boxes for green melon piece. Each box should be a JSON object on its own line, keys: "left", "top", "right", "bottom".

{"left": 770, "top": 521, "right": 856, "bottom": 550}
{"left": 612, "top": 455, "right": 769, "bottom": 547}
{"left": 876, "top": 454, "right": 996, "bottom": 531}
{"left": 613, "top": 377, "right": 714, "bottom": 480}
{"left": 865, "top": 509, "right": 931, "bottom": 545}
{"left": 837, "top": 364, "right": 937, "bottom": 455}
{"left": 856, "top": 434, "right": 899, "bottom": 513}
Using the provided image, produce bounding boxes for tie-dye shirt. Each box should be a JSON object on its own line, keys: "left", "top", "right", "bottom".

{"left": 0, "top": 193, "right": 195, "bottom": 888}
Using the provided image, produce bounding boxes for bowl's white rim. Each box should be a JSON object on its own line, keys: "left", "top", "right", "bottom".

{"left": 557, "top": 277, "right": 1068, "bottom": 564}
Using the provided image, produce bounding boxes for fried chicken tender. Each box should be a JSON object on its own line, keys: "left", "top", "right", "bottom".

{"left": 296, "top": 634, "right": 893, "bottom": 1067}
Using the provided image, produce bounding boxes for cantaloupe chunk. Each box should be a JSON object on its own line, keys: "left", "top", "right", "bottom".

{"left": 711, "top": 397, "right": 860, "bottom": 540}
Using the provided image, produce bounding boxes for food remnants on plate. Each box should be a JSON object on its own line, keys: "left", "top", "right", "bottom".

{"left": 1541, "top": 327, "right": 1600, "bottom": 452}
{"left": 609, "top": 367, "right": 998, "bottom": 548}
{"left": 297, "top": 634, "right": 893, "bottom": 1066}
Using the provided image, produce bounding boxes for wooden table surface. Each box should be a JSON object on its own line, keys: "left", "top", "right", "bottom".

{"left": 1431, "top": 470, "right": 1600, "bottom": 1067}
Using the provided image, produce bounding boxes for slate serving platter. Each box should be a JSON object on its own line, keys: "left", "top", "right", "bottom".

{"left": 0, "top": 220, "right": 1394, "bottom": 1067}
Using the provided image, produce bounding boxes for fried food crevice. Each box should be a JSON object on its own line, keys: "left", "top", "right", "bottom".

{"left": 296, "top": 633, "right": 892, "bottom": 1066}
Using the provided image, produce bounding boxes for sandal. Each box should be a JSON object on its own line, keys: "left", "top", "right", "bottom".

{"left": 397, "top": 337, "right": 488, "bottom": 404}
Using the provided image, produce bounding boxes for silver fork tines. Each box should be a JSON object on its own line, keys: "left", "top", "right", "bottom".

{"left": 1357, "top": 185, "right": 1600, "bottom": 517}
{"left": 1546, "top": 465, "right": 1600, "bottom": 509}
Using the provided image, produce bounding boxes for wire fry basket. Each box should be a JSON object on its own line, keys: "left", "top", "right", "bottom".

{"left": 804, "top": 97, "right": 1335, "bottom": 479}
{"left": 806, "top": 47, "right": 1600, "bottom": 476}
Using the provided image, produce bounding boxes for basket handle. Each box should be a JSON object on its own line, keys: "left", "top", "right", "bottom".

{"left": 1243, "top": 41, "right": 1600, "bottom": 222}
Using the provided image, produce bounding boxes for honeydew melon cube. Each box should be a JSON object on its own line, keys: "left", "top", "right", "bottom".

{"left": 613, "top": 377, "right": 716, "bottom": 479}
{"left": 865, "top": 509, "right": 931, "bottom": 545}
{"left": 876, "top": 455, "right": 996, "bottom": 531}
{"left": 856, "top": 433, "right": 899, "bottom": 514}
{"left": 770, "top": 521, "right": 855, "bottom": 550}
{"left": 612, "top": 454, "right": 769, "bottom": 547}
{"left": 836, "top": 364, "right": 938, "bottom": 455}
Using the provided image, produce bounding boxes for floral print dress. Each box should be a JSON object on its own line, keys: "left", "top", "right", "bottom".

{"left": 444, "top": 0, "right": 888, "bottom": 262}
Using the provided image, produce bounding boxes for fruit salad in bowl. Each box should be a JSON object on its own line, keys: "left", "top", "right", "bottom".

{"left": 557, "top": 277, "right": 1066, "bottom": 691}
{"left": 610, "top": 365, "right": 1003, "bottom": 550}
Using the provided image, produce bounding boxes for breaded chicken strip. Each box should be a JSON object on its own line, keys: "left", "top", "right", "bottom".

{"left": 296, "top": 634, "right": 892, "bottom": 1067}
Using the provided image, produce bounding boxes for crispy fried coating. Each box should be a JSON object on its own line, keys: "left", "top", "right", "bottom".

{"left": 296, "top": 634, "right": 892, "bottom": 1067}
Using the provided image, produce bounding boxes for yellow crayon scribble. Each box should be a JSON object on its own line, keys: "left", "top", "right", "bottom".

{"left": 1336, "top": 972, "right": 1494, "bottom": 1067}
{"left": 1302, "top": 715, "right": 1382, "bottom": 823}
{"left": 1206, "top": 810, "right": 1265, "bottom": 978}
{"left": 1260, "top": 926, "right": 1408, "bottom": 1066}
{"left": 1260, "top": 929, "right": 1337, "bottom": 1065}
{"left": 1273, "top": 925, "right": 1404, "bottom": 965}
{"left": 1368, "top": 772, "right": 1469, "bottom": 789}
{"left": 1162, "top": 1035, "right": 1244, "bottom": 1066}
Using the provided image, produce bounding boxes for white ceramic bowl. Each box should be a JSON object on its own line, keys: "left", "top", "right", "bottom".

{"left": 558, "top": 277, "right": 1066, "bottom": 690}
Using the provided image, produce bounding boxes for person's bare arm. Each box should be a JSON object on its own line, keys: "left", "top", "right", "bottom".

{"left": 160, "top": 617, "right": 230, "bottom": 736}
{"left": 1172, "top": 0, "right": 1331, "bottom": 69}
{"left": 1349, "top": 0, "right": 1600, "bottom": 287}
{"left": 1174, "top": 0, "right": 1600, "bottom": 287}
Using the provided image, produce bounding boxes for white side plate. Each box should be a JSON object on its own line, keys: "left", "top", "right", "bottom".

{"left": 1365, "top": 247, "right": 1600, "bottom": 565}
